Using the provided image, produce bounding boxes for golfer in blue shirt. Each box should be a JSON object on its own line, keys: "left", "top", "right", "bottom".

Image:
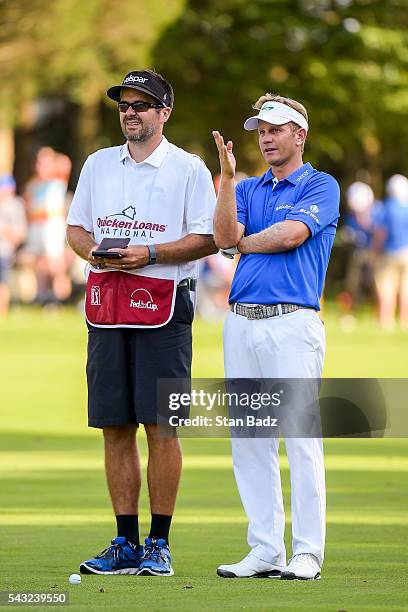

{"left": 213, "top": 94, "right": 340, "bottom": 580}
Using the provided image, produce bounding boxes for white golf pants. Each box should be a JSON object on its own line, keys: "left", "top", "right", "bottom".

{"left": 223, "top": 307, "right": 326, "bottom": 567}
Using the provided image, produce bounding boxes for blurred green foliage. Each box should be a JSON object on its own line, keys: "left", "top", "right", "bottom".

{"left": 154, "top": 0, "right": 408, "bottom": 184}
{"left": 0, "top": 0, "right": 184, "bottom": 111}
{"left": 2, "top": 0, "right": 408, "bottom": 187}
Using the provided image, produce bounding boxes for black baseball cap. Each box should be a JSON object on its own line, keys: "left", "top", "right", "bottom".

{"left": 107, "top": 71, "right": 171, "bottom": 107}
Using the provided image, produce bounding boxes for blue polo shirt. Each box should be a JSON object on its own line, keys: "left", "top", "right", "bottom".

{"left": 229, "top": 163, "right": 340, "bottom": 310}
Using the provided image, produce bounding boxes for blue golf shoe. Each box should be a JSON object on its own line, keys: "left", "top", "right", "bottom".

{"left": 80, "top": 536, "right": 143, "bottom": 575}
{"left": 137, "top": 537, "right": 174, "bottom": 576}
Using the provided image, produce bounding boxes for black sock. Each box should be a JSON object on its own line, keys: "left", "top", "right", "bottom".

{"left": 149, "top": 514, "right": 172, "bottom": 544}
{"left": 116, "top": 515, "right": 139, "bottom": 547}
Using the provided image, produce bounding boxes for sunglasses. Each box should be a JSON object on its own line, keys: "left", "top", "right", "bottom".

{"left": 118, "top": 101, "right": 164, "bottom": 113}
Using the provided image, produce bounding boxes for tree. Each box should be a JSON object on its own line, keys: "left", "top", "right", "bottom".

{"left": 152, "top": 0, "right": 408, "bottom": 190}
{"left": 0, "top": 0, "right": 184, "bottom": 169}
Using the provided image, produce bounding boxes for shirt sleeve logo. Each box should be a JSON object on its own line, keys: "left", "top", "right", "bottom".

{"left": 297, "top": 204, "right": 320, "bottom": 223}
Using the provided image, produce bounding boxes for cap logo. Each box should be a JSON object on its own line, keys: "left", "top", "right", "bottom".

{"left": 244, "top": 100, "right": 309, "bottom": 132}
{"left": 124, "top": 75, "right": 148, "bottom": 84}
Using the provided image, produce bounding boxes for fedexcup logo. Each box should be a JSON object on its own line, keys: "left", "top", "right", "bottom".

{"left": 130, "top": 288, "right": 158, "bottom": 311}
{"left": 310, "top": 204, "right": 319, "bottom": 214}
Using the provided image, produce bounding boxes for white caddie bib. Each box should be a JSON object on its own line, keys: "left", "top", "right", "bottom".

{"left": 85, "top": 147, "right": 184, "bottom": 328}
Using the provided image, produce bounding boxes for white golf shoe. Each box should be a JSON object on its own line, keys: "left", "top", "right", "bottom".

{"left": 217, "top": 552, "right": 284, "bottom": 578}
{"left": 281, "top": 553, "right": 321, "bottom": 580}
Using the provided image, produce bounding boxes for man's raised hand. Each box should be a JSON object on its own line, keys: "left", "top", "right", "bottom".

{"left": 212, "top": 131, "right": 236, "bottom": 179}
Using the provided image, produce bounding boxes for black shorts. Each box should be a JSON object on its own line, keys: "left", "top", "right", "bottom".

{"left": 86, "top": 286, "right": 193, "bottom": 428}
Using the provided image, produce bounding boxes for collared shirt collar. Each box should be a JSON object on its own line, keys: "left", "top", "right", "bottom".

{"left": 119, "top": 136, "right": 170, "bottom": 167}
{"left": 262, "top": 162, "right": 313, "bottom": 186}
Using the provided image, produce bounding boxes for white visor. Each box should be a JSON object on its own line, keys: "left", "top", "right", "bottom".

{"left": 244, "top": 101, "right": 309, "bottom": 132}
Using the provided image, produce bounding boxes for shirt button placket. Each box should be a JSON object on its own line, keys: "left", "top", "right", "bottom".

{"left": 266, "top": 189, "right": 277, "bottom": 225}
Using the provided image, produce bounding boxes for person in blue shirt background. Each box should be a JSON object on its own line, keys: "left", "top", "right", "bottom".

{"left": 212, "top": 93, "right": 340, "bottom": 581}
{"left": 341, "top": 181, "right": 378, "bottom": 314}
{"left": 373, "top": 174, "right": 408, "bottom": 329}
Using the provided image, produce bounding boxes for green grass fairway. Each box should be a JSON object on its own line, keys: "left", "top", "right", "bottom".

{"left": 1, "top": 306, "right": 408, "bottom": 611}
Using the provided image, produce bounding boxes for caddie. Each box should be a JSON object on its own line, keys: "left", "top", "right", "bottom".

{"left": 213, "top": 94, "right": 340, "bottom": 580}
{"left": 67, "top": 69, "right": 217, "bottom": 577}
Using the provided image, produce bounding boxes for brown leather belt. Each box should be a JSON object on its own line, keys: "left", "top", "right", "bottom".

{"left": 231, "top": 303, "right": 304, "bottom": 319}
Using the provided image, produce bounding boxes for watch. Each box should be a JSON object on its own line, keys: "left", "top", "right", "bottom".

{"left": 147, "top": 244, "right": 157, "bottom": 265}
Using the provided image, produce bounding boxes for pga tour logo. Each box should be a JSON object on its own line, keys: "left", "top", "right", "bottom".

{"left": 91, "top": 285, "right": 101, "bottom": 306}
{"left": 130, "top": 288, "right": 158, "bottom": 311}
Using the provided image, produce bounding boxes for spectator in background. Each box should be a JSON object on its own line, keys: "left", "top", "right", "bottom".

{"left": 197, "top": 251, "right": 236, "bottom": 320}
{"left": 373, "top": 174, "right": 408, "bottom": 329}
{"left": 23, "top": 147, "right": 72, "bottom": 304}
{"left": 341, "top": 181, "right": 377, "bottom": 311}
{"left": 0, "top": 175, "right": 27, "bottom": 317}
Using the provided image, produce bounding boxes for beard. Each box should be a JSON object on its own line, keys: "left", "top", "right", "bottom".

{"left": 121, "top": 120, "right": 157, "bottom": 143}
